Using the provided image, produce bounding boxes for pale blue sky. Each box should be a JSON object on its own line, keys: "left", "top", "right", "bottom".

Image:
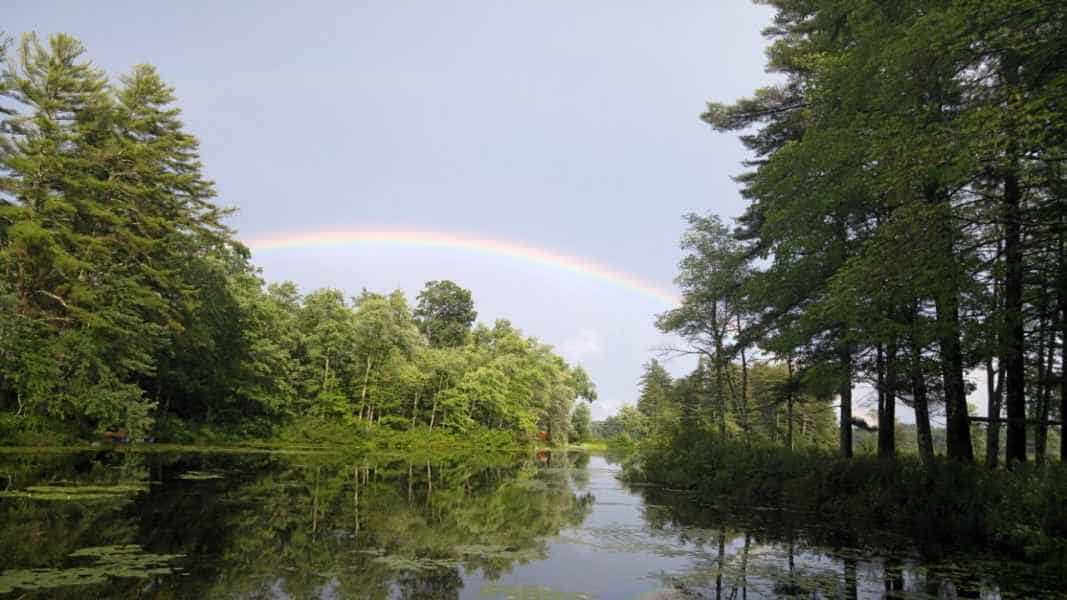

{"left": 8, "top": 1, "right": 780, "bottom": 419}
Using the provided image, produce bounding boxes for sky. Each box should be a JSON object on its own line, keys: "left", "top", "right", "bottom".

{"left": 7, "top": 1, "right": 796, "bottom": 420}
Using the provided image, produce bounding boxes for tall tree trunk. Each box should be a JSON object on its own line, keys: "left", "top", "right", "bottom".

{"left": 1060, "top": 227, "right": 1067, "bottom": 463}
{"left": 999, "top": 56, "right": 1029, "bottom": 466}
{"left": 986, "top": 237, "right": 1004, "bottom": 467}
{"left": 713, "top": 304, "right": 727, "bottom": 438}
{"left": 877, "top": 343, "right": 886, "bottom": 447}
{"left": 936, "top": 293, "right": 974, "bottom": 462}
{"left": 928, "top": 185, "right": 974, "bottom": 462}
{"left": 715, "top": 357, "right": 726, "bottom": 438}
{"left": 738, "top": 314, "right": 750, "bottom": 436}
{"left": 839, "top": 343, "right": 853, "bottom": 458}
{"left": 359, "top": 356, "right": 373, "bottom": 421}
{"left": 1036, "top": 318, "right": 1055, "bottom": 466}
{"left": 1034, "top": 312, "right": 1048, "bottom": 465}
{"left": 786, "top": 355, "right": 795, "bottom": 451}
{"left": 1004, "top": 170, "right": 1026, "bottom": 464}
{"left": 985, "top": 356, "right": 1003, "bottom": 467}
{"left": 911, "top": 334, "right": 935, "bottom": 465}
{"left": 879, "top": 340, "right": 897, "bottom": 459}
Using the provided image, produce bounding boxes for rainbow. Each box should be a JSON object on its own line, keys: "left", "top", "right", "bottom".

{"left": 243, "top": 227, "right": 680, "bottom": 306}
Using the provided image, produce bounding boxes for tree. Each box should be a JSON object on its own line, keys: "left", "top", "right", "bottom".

{"left": 658, "top": 213, "right": 752, "bottom": 437}
{"left": 414, "top": 280, "right": 477, "bottom": 348}
{"left": 0, "top": 31, "right": 601, "bottom": 444}
{"left": 569, "top": 402, "right": 591, "bottom": 443}
{"left": 636, "top": 360, "right": 674, "bottom": 426}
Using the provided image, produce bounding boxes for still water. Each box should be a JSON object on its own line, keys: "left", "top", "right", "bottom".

{"left": 0, "top": 449, "right": 1059, "bottom": 599}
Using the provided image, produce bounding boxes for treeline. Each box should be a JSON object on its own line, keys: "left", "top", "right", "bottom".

{"left": 651, "top": 0, "right": 1066, "bottom": 466}
{"left": 595, "top": 359, "right": 837, "bottom": 449}
{"left": 0, "top": 33, "right": 594, "bottom": 442}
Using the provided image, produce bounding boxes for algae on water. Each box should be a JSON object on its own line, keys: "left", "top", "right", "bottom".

{"left": 369, "top": 554, "right": 459, "bottom": 572}
{"left": 177, "top": 470, "right": 225, "bottom": 480}
{"left": 0, "top": 544, "right": 185, "bottom": 593}
{"left": 0, "top": 482, "right": 148, "bottom": 501}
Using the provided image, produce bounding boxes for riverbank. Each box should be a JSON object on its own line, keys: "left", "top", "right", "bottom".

{"left": 621, "top": 428, "right": 1067, "bottom": 571}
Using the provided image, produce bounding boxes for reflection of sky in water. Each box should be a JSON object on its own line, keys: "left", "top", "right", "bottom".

{"left": 462, "top": 459, "right": 685, "bottom": 599}
{"left": 461, "top": 455, "right": 1006, "bottom": 600}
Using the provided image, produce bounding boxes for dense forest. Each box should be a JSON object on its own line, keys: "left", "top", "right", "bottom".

{"left": 606, "top": 0, "right": 1066, "bottom": 467}
{"left": 600, "top": 0, "right": 1067, "bottom": 569}
{"left": 0, "top": 33, "right": 595, "bottom": 445}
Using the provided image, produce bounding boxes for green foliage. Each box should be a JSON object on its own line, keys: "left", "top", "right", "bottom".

{"left": 625, "top": 429, "right": 1067, "bottom": 567}
{"left": 622, "top": 355, "right": 835, "bottom": 451}
{"left": 414, "top": 280, "right": 477, "bottom": 348}
{"left": 636, "top": 359, "right": 674, "bottom": 425}
{"left": 568, "top": 402, "right": 591, "bottom": 443}
{"left": 0, "top": 413, "right": 80, "bottom": 446}
{"left": 660, "top": 0, "right": 1067, "bottom": 463}
{"left": 0, "top": 32, "right": 596, "bottom": 445}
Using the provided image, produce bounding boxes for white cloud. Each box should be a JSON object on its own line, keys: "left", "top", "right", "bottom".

{"left": 560, "top": 329, "right": 604, "bottom": 363}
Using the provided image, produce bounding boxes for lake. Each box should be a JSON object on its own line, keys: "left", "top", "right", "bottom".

{"left": 0, "top": 448, "right": 1059, "bottom": 599}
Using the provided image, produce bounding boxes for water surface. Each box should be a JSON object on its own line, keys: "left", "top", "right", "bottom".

{"left": 0, "top": 449, "right": 1058, "bottom": 598}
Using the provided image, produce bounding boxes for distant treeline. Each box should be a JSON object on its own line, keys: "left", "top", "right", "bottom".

{"left": 0, "top": 33, "right": 594, "bottom": 443}
{"left": 640, "top": 0, "right": 1066, "bottom": 466}
{"left": 593, "top": 359, "right": 837, "bottom": 449}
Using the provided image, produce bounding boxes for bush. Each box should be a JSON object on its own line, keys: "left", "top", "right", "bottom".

{"left": 0, "top": 413, "right": 82, "bottom": 446}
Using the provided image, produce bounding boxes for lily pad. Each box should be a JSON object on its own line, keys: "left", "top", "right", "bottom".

{"left": 0, "top": 544, "right": 184, "bottom": 593}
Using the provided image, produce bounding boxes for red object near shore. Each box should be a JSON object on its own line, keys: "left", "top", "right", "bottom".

{"left": 102, "top": 431, "right": 129, "bottom": 443}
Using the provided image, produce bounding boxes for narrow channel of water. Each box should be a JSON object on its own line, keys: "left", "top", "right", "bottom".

{"left": 0, "top": 449, "right": 1058, "bottom": 598}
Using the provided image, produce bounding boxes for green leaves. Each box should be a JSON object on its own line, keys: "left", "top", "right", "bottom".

{"left": 0, "top": 32, "right": 595, "bottom": 444}
{"left": 415, "top": 280, "right": 477, "bottom": 348}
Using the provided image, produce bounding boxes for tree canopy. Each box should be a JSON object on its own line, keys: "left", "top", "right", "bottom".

{"left": 0, "top": 33, "right": 594, "bottom": 445}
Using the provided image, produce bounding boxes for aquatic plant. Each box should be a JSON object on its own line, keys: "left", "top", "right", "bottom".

{"left": 0, "top": 482, "right": 147, "bottom": 501}
{"left": 177, "top": 470, "right": 225, "bottom": 480}
{"left": 369, "top": 554, "right": 459, "bottom": 572}
{"left": 0, "top": 545, "right": 184, "bottom": 593}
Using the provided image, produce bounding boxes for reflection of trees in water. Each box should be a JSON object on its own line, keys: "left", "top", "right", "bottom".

{"left": 206, "top": 449, "right": 595, "bottom": 598}
{"left": 0, "top": 451, "right": 151, "bottom": 569}
{"left": 0, "top": 450, "right": 226, "bottom": 598}
{"left": 629, "top": 484, "right": 1019, "bottom": 600}
{"left": 0, "top": 450, "right": 595, "bottom": 599}
{"left": 568, "top": 451, "right": 591, "bottom": 490}
{"left": 393, "top": 567, "right": 464, "bottom": 600}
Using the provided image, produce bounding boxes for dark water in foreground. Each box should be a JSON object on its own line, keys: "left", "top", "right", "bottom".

{"left": 0, "top": 449, "right": 1060, "bottom": 599}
